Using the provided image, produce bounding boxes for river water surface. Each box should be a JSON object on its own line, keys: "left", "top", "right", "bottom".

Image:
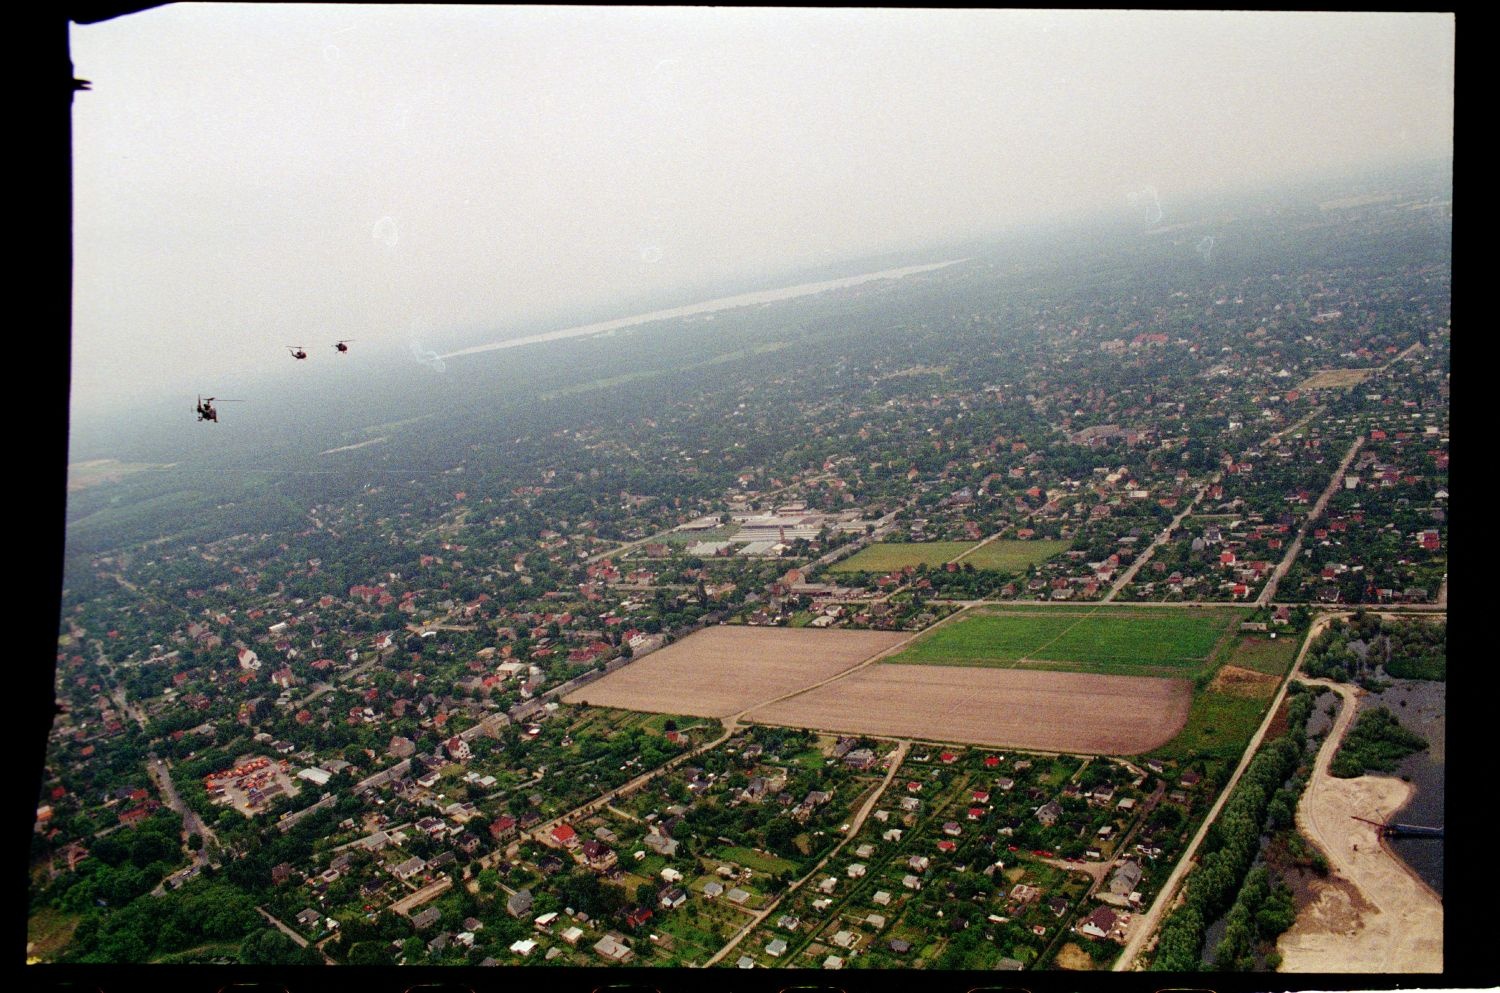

{"left": 438, "top": 259, "right": 967, "bottom": 358}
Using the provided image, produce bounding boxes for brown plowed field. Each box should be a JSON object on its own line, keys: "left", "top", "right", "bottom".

{"left": 561, "top": 626, "right": 905, "bottom": 717}
{"left": 746, "top": 665, "right": 1192, "bottom": 754}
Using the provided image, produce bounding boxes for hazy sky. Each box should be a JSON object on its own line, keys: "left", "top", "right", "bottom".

{"left": 70, "top": 6, "right": 1453, "bottom": 417}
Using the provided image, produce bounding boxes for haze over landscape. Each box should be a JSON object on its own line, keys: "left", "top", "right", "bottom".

{"left": 70, "top": 7, "right": 1451, "bottom": 425}
{"left": 38, "top": 5, "right": 1454, "bottom": 983}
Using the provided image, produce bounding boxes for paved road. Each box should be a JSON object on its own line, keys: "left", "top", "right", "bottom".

{"left": 148, "top": 756, "right": 219, "bottom": 861}
{"left": 1268, "top": 404, "right": 1327, "bottom": 446}
{"left": 530, "top": 722, "right": 738, "bottom": 847}
{"left": 1104, "top": 475, "right": 1218, "bottom": 602}
{"left": 1258, "top": 434, "right": 1364, "bottom": 606}
{"left": 255, "top": 906, "right": 335, "bottom": 963}
{"left": 531, "top": 644, "right": 930, "bottom": 844}
{"left": 1111, "top": 606, "right": 1444, "bottom": 969}
{"left": 300, "top": 645, "right": 396, "bottom": 706}
{"left": 90, "top": 639, "right": 149, "bottom": 731}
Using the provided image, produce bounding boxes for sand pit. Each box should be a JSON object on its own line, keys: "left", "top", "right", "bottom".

{"left": 745, "top": 665, "right": 1192, "bottom": 754}
{"left": 1276, "top": 681, "right": 1443, "bottom": 973}
{"left": 562, "top": 625, "right": 905, "bottom": 718}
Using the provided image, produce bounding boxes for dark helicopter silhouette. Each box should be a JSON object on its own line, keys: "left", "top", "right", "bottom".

{"left": 334, "top": 339, "right": 354, "bottom": 353}
{"left": 288, "top": 345, "right": 308, "bottom": 360}
{"left": 195, "top": 396, "right": 242, "bottom": 423}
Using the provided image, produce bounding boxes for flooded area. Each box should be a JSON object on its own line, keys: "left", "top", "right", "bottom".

{"left": 1198, "top": 688, "right": 1338, "bottom": 966}
{"left": 1198, "top": 675, "right": 1444, "bottom": 967}
{"left": 1306, "top": 689, "right": 1340, "bottom": 739}
{"left": 1359, "top": 679, "right": 1444, "bottom": 896}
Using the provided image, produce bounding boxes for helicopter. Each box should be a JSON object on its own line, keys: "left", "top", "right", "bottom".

{"left": 195, "top": 396, "right": 243, "bottom": 423}
{"left": 288, "top": 345, "right": 308, "bottom": 360}
{"left": 334, "top": 339, "right": 354, "bottom": 353}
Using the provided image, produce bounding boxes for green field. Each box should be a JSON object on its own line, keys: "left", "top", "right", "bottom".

{"left": 716, "top": 846, "right": 800, "bottom": 875}
{"left": 829, "top": 541, "right": 977, "bottom": 572}
{"left": 888, "top": 605, "right": 1245, "bottom": 676}
{"left": 1148, "top": 688, "right": 1271, "bottom": 763}
{"left": 25, "top": 907, "right": 81, "bottom": 963}
{"left": 957, "top": 538, "right": 1070, "bottom": 571}
{"left": 1225, "top": 634, "right": 1299, "bottom": 676}
{"left": 829, "top": 538, "right": 1070, "bottom": 574}
{"left": 662, "top": 524, "right": 742, "bottom": 545}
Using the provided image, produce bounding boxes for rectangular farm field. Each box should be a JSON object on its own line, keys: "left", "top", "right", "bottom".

{"left": 563, "top": 625, "right": 905, "bottom": 717}
{"left": 829, "top": 541, "right": 978, "bottom": 572}
{"left": 889, "top": 606, "right": 1243, "bottom": 675}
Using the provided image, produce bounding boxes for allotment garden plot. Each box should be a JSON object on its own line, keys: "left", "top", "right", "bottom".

{"left": 747, "top": 666, "right": 1191, "bottom": 755}
{"left": 563, "top": 625, "right": 905, "bottom": 717}
{"left": 888, "top": 605, "right": 1242, "bottom": 678}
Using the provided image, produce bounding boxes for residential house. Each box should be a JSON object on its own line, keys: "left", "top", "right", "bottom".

{"left": 506, "top": 888, "right": 534, "bottom": 918}
{"left": 1079, "top": 906, "right": 1120, "bottom": 940}
{"left": 593, "top": 934, "right": 633, "bottom": 962}
{"left": 1109, "top": 860, "right": 1143, "bottom": 896}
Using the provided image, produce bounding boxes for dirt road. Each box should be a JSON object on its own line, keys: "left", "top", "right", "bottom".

{"left": 1275, "top": 678, "right": 1442, "bottom": 973}
{"left": 704, "top": 740, "right": 910, "bottom": 967}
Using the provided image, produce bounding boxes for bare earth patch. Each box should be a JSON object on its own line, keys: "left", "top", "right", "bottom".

{"left": 1277, "top": 773, "right": 1441, "bottom": 972}
{"left": 1297, "top": 368, "right": 1374, "bottom": 390}
{"left": 26, "top": 907, "right": 81, "bottom": 963}
{"left": 67, "top": 458, "right": 158, "bottom": 492}
{"left": 1207, "top": 664, "right": 1280, "bottom": 698}
{"left": 746, "top": 665, "right": 1191, "bottom": 754}
{"left": 1054, "top": 942, "right": 1095, "bottom": 970}
{"left": 562, "top": 626, "right": 905, "bottom": 717}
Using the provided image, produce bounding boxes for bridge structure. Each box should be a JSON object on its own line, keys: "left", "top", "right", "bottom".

{"left": 1352, "top": 815, "right": 1443, "bottom": 839}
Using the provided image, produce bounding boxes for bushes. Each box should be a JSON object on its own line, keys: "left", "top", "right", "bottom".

{"left": 1149, "top": 699, "right": 1309, "bottom": 970}
{"left": 1209, "top": 866, "right": 1296, "bottom": 970}
{"left": 1330, "top": 706, "right": 1427, "bottom": 777}
{"left": 59, "top": 877, "right": 260, "bottom": 963}
{"left": 1303, "top": 616, "right": 1445, "bottom": 683}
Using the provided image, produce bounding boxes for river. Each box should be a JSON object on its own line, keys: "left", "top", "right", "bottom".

{"left": 438, "top": 259, "right": 967, "bottom": 359}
